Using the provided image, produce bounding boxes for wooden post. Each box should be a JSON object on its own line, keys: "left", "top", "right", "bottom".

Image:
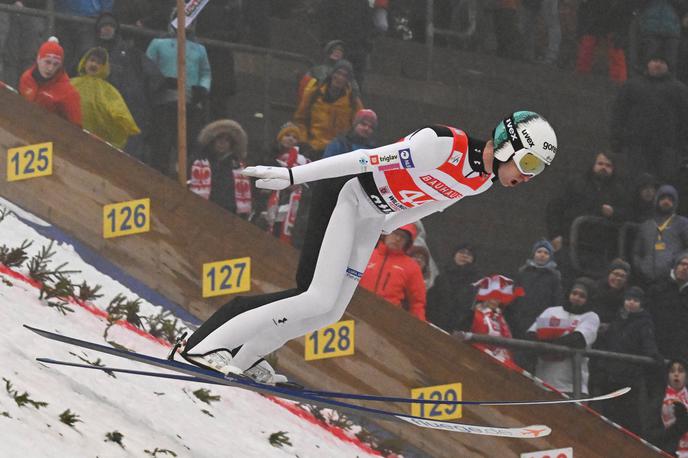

{"left": 176, "top": 0, "right": 187, "bottom": 185}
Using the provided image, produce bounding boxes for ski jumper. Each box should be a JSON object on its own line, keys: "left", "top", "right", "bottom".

{"left": 185, "top": 125, "right": 494, "bottom": 370}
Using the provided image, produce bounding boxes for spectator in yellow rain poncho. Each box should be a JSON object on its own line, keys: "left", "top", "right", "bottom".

{"left": 71, "top": 47, "right": 140, "bottom": 149}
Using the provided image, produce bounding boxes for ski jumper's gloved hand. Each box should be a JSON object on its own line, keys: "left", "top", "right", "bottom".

{"left": 242, "top": 166, "right": 292, "bottom": 190}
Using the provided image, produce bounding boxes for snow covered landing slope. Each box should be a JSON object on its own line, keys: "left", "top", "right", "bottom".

{"left": 0, "top": 203, "right": 385, "bottom": 458}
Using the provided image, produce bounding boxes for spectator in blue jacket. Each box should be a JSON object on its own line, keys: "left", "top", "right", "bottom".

{"left": 55, "top": 0, "right": 113, "bottom": 74}
{"left": 145, "top": 16, "right": 211, "bottom": 176}
{"left": 322, "top": 108, "right": 377, "bottom": 159}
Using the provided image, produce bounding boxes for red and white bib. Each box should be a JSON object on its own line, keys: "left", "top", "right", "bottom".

{"left": 372, "top": 127, "right": 493, "bottom": 212}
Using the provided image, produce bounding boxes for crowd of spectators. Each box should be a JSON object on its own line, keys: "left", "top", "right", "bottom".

{"left": 4, "top": 1, "right": 688, "bottom": 455}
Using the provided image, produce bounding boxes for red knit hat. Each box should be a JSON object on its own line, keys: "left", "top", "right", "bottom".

{"left": 473, "top": 274, "right": 525, "bottom": 305}
{"left": 37, "top": 37, "right": 64, "bottom": 63}
{"left": 353, "top": 109, "right": 378, "bottom": 128}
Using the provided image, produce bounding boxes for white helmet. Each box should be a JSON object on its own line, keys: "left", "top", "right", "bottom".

{"left": 492, "top": 111, "right": 557, "bottom": 174}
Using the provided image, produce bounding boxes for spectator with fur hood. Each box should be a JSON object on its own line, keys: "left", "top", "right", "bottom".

{"left": 187, "top": 119, "right": 252, "bottom": 217}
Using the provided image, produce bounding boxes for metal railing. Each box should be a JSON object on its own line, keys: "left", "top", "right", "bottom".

{"left": 457, "top": 331, "right": 662, "bottom": 398}
{"left": 0, "top": 2, "right": 314, "bottom": 149}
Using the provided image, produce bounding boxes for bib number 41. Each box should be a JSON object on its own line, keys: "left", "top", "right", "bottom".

{"left": 398, "top": 190, "right": 432, "bottom": 208}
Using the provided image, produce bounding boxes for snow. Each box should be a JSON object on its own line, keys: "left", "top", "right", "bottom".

{"left": 0, "top": 200, "right": 385, "bottom": 458}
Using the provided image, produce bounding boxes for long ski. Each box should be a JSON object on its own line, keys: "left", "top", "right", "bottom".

{"left": 36, "top": 355, "right": 629, "bottom": 407}
{"left": 26, "top": 324, "right": 551, "bottom": 438}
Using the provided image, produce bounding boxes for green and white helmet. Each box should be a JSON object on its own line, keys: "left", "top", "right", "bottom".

{"left": 492, "top": 111, "right": 557, "bottom": 175}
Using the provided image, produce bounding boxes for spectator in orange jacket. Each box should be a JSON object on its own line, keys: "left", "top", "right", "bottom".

{"left": 359, "top": 224, "right": 427, "bottom": 321}
{"left": 19, "top": 37, "right": 81, "bottom": 126}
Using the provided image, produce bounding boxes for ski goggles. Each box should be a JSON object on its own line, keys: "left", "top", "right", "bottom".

{"left": 513, "top": 149, "right": 546, "bottom": 176}
{"left": 502, "top": 116, "right": 546, "bottom": 176}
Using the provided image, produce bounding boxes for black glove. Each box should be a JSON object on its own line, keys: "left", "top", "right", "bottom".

{"left": 191, "top": 85, "right": 209, "bottom": 109}
{"left": 674, "top": 402, "right": 688, "bottom": 420}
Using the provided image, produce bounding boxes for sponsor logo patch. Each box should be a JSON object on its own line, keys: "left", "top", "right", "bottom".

{"left": 346, "top": 267, "right": 363, "bottom": 281}
{"left": 448, "top": 150, "right": 463, "bottom": 166}
{"left": 543, "top": 141, "right": 557, "bottom": 154}
{"left": 379, "top": 163, "right": 401, "bottom": 171}
{"left": 505, "top": 117, "right": 518, "bottom": 142}
{"left": 522, "top": 129, "right": 534, "bottom": 147}
{"left": 378, "top": 186, "right": 390, "bottom": 195}
{"left": 368, "top": 194, "right": 393, "bottom": 213}
{"left": 386, "top": 193, "right": 406, "bottom": 210}
{"left": 377, "top": 152, "right": 399, "bottom": 164}
{"left": 370, "top": 155, "right": 379, "bottom": 165}
{"left": 399, "top": 148, "right": 415, "bottom": 168}
{"left": 420, "top": 175, "right": 462, "bottom": 199}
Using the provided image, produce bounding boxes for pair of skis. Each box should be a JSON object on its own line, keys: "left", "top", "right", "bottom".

{"left": 25, "top": 324, "right": 629, "bottom": 439}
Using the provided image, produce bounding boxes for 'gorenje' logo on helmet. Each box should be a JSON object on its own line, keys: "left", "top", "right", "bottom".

{"left": 521, "top": 129, "right": 534, "bottom": 148}
{"left": 505, "top": 118, "right": 518, "bottom": 142}
{"left": 543, "top": 142, "right": 557, "bottom": 154}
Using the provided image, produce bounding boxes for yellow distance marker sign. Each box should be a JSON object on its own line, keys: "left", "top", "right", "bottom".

{"left": 103, "top": 198, "right": 150, "bottom": 238}
{"left": 7, "top": 142, "right": 53, "bottom": 181}
{"left": 202, "top": 257, "right": 251, "bottom": 298}
{"left": 305, "top": 320, "right": 355, "bottom": 361}
{"left": 411, "top": 383, "right": 462, "bottom": 421}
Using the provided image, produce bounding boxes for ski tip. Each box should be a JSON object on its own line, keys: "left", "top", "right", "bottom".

{"left": 610, "top": 387, "right": 631, "bottom": 398}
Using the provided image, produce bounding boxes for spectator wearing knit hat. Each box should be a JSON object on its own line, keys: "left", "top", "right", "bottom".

{"left": 322, "top": 108, "right": 377, "bottom": 159}
{"left": 359, "top": 224, "right": 427, "bottom": 321}
{"left": 297, "top": 40, "right": 361, "bottom": 105}
{"left": 255, "top": 122, "right": 311, "bottom": 246}
{"left": 19, "top": 37, "right": 81, "bottom": 126}
{"left": 527, "top": 277, "right": 600, "bottom": 395}
{"left": 426, "top": 243, "right": 480, "bottom": 333}
{"left": 632, "top": 184, "right": 688, "bottom": 289}
{"left": 597, "top": 285, "right": 661, "bottom": 435}
{"left": 593, "top": 258, "right": 631, "bottom": 326}
{"left": 648, "top": 250, "right": 688, "bottom": 362}
{"left": 293, "top": 59, "right": 364, "bottom": 159}
{"left": 506, "top": 239, "right": 563, "bottom": 355}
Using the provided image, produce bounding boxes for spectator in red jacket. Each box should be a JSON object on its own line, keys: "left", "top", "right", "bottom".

{"left": 359, "top": 224, "right": 427, "bottom": 321}
{"left": 19, "top": 37, "right": 81, "bottom": 126}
